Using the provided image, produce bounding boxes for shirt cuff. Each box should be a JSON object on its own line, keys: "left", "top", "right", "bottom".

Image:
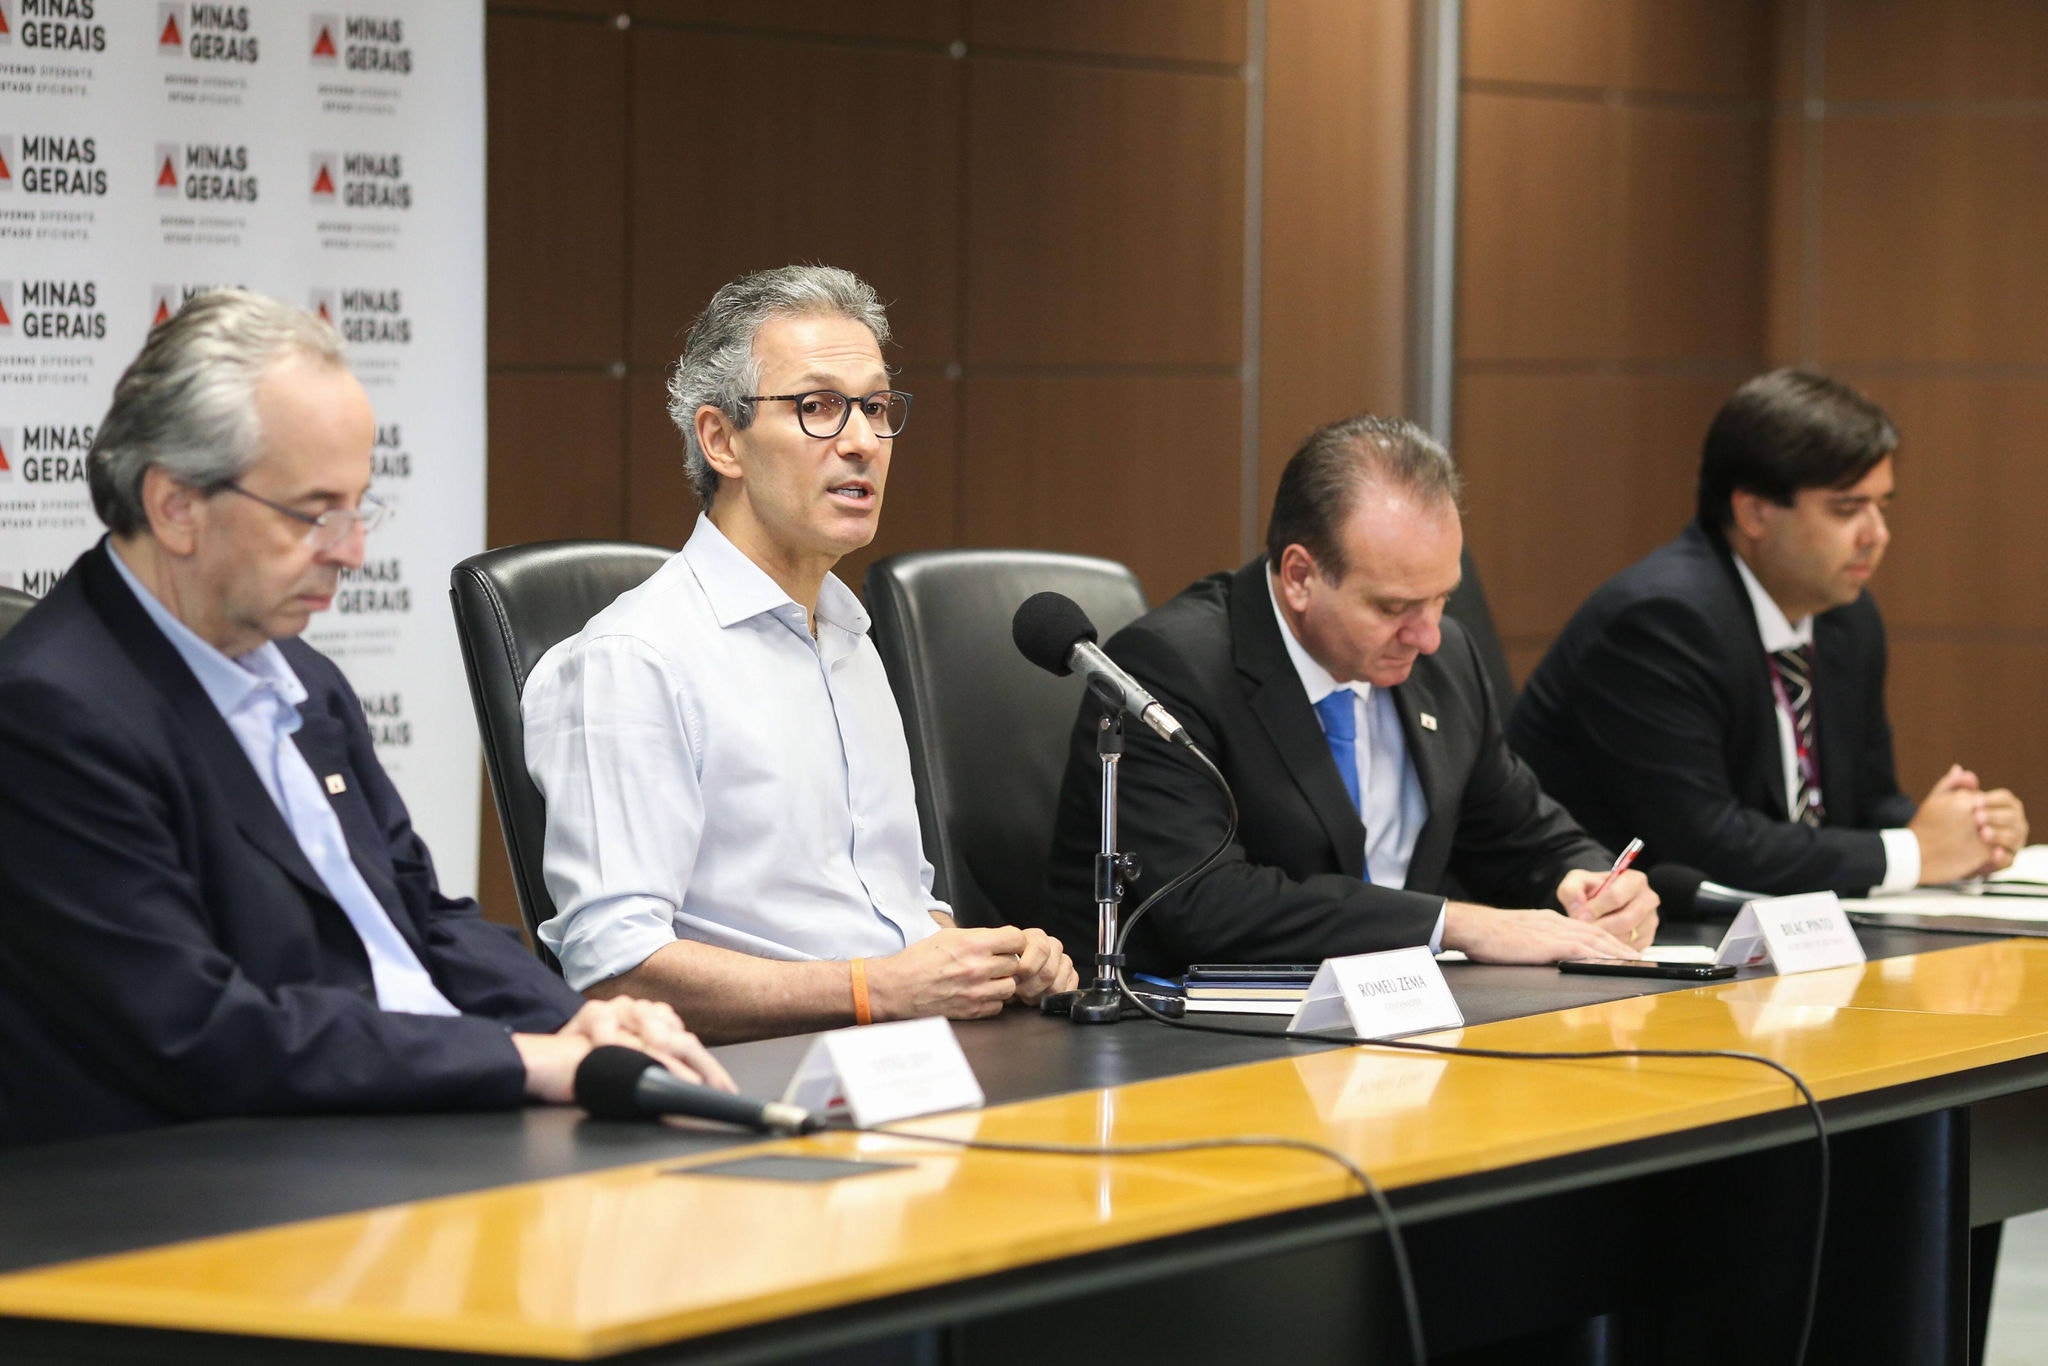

{"left": 1879, "top": 828, "right": 1921, "bottom": 891}
{"left": 538, "top": 893, "right": 679, "bottom": 992}
{"left": 1428, "top": 901, "right": 1447, "bottom": 955}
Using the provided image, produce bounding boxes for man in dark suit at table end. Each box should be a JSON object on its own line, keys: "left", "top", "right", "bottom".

{"left": 1038, "top": 415, "right": 1657, "bottom": 975}
{"left": 0, "top": 289, "right": 729, "bottom": 1148}
{"left": 1509, "top": 369, "right": 2027, "bottom": 897}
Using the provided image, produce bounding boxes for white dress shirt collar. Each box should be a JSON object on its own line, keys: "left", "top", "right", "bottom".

{"left": 1732, "top": 552, "right": 1814, "bottom": 652}
{"left": 1265, "top": 570, "right": 1370, "bottom": 707}
{"left": 107, "top": 539, "right": 307, "bottom": 716}
{"left": 685, "top": 513, "right": 870, "bottom": 638}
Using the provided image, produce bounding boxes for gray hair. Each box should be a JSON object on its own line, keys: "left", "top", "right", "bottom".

{"left": 1265, "top": 415, "right": 1462, "bottom": 579}
{"left": 88, "top": 289, "right": 347, "bottom": 537}
{"left": 665, "top": 265, "right": 891, "bottom": 506}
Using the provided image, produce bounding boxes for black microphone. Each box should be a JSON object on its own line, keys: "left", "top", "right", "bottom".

{"left": 1647, "top": 863, "right": 1764, "bottom": 919}
{"left": 1012, "top": 592, "right": 1192, "bottom": 747}
{"left": 574, "top": 1046, "right": 821, "bottom": 1135}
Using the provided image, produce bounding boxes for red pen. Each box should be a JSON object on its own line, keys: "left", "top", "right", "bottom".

{"left": 1582, "top": 837, "right": 1644, "bottom": 910}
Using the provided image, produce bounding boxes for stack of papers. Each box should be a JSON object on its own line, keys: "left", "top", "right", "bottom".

{"left": 1845, "top": 845, "right": 2048, "bottom": 930}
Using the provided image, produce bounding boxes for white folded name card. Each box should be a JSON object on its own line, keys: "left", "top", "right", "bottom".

{"left": 781, "top": 1016, "right": 985, "bottom": 1127}
{"left": 1289, "top": 945, "right": 1465, "bottom": 1039}
{"left": 1714, "top": 892, "right": 1866, "bottom": 975}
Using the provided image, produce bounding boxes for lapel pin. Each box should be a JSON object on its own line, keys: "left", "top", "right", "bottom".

{"left": 324, "top": 774, "right": 348, "bottom": 795}
{"left": 1419, "top": 713, "right": 1438, "bottom": 732}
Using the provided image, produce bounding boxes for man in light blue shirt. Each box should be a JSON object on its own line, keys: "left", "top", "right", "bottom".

{"left": 525, "top": 266, "right": 1076, "bottom": 1041}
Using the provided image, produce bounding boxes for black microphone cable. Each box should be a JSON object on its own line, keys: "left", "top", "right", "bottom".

{"left": 1104, "top": 741, "right": 1832, "bottom": 1366}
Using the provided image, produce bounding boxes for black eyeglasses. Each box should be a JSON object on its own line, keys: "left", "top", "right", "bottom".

{"left": 742, "top": 389, "right": 913, "bottom": 440}
{"left": 221, "top": 483, "right": 391, "bottom": 551}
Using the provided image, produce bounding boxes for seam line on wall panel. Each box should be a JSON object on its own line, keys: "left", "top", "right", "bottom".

{"left": 1798, "top": 0, "right": 1823, "bottom": 369}
{"left": 1816, "top": 99, "right": 2048, "bottom": 118}
{"left": 1240, "top": 0, "right": 1266, "bottom": 562}
{"left": 1457, "top": 358, "right": 1768, "bottom": 377}
{"left": 1412, "top": 0, "right": 1460, "bottom": 446}
{"left": 628, "top": 19, "right": 956, "bottom": 58}
{"left": 953, "top": 24, "right": 971, "bottom": 549}
{"left": 956, "top": 363, "right": 1243, "bottom": 380}
{"left": 490, "top": 362, "right": 642, "bottom": 377}
{"left": 619, "top": 13, "right": 638, "bottom": 539}
{"left": 1809, "top": 361, "right": 2048, "bottom": 378}
{"left": 1460, "top": 77, "right": 1768, "bottom": 116}
{"left": 969, "top": 46, "right": 1245, "bottom": 80}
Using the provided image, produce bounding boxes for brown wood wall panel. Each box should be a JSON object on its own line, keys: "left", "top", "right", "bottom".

{"left": 628, "top": 30, "right": 962, "bottom": 369}
{"left": 486, "top": 13, "right": 627, "bottom": 367}
{"left": 632, "top": 0, "right": 962, "bottom": 42}
{"left": 1815, "top": 114, "right": 2048, "bottom": 365}
{"left": 1465, "top": 0, "right": 1767, "bottom": 98}
{"left": 1460, "top": 96, "right": 1766, "bottom": 364}
{"left": 1886, "top": 639, "right": 2048, "bottom": 804}
{"left": 623, "top": 369, "right": 695, "bottom": 549}
{"left": 966, "top": 59, "right": 1244, "bottom": 367}
{"left": 1843, "top": 375, "right": 2048, "bottom": 632}
{"left": 1456, "top": 371, "right": 1734, "bottom": 640}
{"left": 1821, "top": 0, "right": 2048, "bottom": 103}
{"left": 1763, "top": 112, "right": 1804, "bottom": 365}
{"left": 967, "top": 0, "right": 1245, "bottom": 65}
{"left": 1464, "top": 0, "right": 1618, "bottom": 89}
{"left": 487, "top": 374, "right": 627, "bottom": 544}
{"left": 1257, "top": 0, "right": 1410, "bottom": 515}
{"left": 498, "top": 0, "right": 627, "bottom": 18}
{"left": 958, "top": 376, "right": 1241, "bottom": 601}
{"left": 1619, "top": 108, "right": 1767, "bottom": 360}
{"left": 1458, "top": 94, "right": 1620, "bottom": 362}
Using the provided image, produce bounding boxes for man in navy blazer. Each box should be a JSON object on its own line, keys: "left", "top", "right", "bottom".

{"left": 0, "top": 290, "right": 728, "bottom": 1147}
{"left": 1510, "top": 369, "right": 2027, "bottom": 896}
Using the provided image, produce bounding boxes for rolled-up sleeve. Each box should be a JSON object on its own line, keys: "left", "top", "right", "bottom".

{"left": 523, "top": 634, "right": 702, "bottom": 991}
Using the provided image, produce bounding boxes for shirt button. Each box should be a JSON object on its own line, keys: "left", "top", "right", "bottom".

{"left": 855, "top": 817, "right": 867, "bottom": 832}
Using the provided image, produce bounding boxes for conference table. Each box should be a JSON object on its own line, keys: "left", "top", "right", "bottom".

{"left": 3, "top": 923, "right": 2047, "bottom": 1365}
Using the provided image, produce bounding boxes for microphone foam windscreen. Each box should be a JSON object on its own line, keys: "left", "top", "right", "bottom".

{"left": 1012, "top": 591, "right": 1097, "bottom": 676}
{"left": 573, "top": 1044, "right": 659, "bottom": 1120}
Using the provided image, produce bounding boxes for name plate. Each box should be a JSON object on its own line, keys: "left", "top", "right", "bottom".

{"left": 781, "top": 1016, "right": 985, "bottom": 1127}
{"left": 1715, "top": 892, "right": 1866, "bottom": 975}
{"left": 1289, "top": 946, "right": 1465, "bottom": 1039}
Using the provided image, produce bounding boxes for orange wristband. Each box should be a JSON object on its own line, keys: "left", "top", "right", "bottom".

{"left": 850, "top": 957, "right": 872, "bottom": 1026}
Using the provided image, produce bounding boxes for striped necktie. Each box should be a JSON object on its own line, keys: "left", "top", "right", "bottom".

{"left": 1770, "top": 644, "right": 1825, "bottom": 827}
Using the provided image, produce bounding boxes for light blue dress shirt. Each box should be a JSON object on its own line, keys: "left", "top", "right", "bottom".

{"left": 1267, "top": 574, "right": 1445, "bottom": 951}
{"left": 522, "top": 515, "right": 946, "bottom": 991}
{"left": 107, "top": 546, "right": 459, "bottom": 1016}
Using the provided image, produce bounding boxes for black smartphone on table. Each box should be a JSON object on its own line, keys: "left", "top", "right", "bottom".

{"left": 1559, "top": 958, "right": 1736, "bottom": 981}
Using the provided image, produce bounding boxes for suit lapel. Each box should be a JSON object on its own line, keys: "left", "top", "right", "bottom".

{"left": 1229, "top": 561, "right": 1366, "bottom": 878}
{"left": 1389, "top": 671, "right": 1450, "bottom": 868}
{"left": 79, "top": 544, "right": 337, "bottom": 906}
{"left": 1810, "top": 610, "right": 1855, "bottom": 824}
{"left": 1700, "top": 528, "right": 1791, "bottom": 822}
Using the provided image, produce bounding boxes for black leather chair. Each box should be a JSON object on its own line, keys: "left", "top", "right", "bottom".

{"left": 0, "top": 587, "right": 36, "bottom": 642}
{"left": 1445, "top": 546, "right": 1517, "bottom": 710}
{"left": 864, "top": 549, "right": 1148, "bottom": 929}
{"left": 450, "top": 541, "right": 673, "bottom": 969}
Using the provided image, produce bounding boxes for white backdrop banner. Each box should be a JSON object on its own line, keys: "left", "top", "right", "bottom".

{"left": 0, "top": 0, "right": 487, "bottom": 894}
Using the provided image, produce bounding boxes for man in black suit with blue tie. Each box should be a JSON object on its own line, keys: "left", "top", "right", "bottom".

{"left": 0, "top": 290, "right": 729, "bottom": 1147}
{"left": 1038, "top": 415, "right": 1657, "bottom": 974}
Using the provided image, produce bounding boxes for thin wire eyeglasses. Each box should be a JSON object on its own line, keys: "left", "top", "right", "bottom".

{"left": 221, "top": 483, "right": 392, "bottom": 551}
{"left": 742, "top": 389, "right": 913, "bottom": 440}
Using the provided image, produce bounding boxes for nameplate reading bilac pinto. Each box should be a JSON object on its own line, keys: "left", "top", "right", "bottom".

{"left": 1289, "top": 946, "right": 1464, "bottom": 1039}
{"left": 781, "top": 1016, "right": 985, "bottom": 1127}
{"left": 1715, "top": 892, "right": 1865, "bottom": 975}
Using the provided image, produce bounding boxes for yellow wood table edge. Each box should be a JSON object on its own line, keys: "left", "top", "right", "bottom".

{"left": 2, "top": 942, "right": 2044, "bottom": 1359}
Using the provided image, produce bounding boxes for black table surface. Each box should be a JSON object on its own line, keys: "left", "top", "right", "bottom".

{"left": 0, "top": 921, "right": 1998, "bottom": 1277}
